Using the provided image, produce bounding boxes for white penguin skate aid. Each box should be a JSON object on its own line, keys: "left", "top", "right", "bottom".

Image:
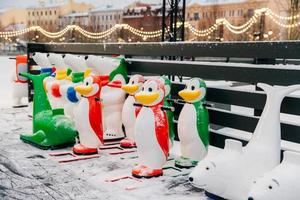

{"left": 120, "top": 74, "right": 145, "bottom": 148}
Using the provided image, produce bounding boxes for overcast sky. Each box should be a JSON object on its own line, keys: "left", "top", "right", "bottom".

{"left": 0, "top": 0, "right": 163, "bottom": 9}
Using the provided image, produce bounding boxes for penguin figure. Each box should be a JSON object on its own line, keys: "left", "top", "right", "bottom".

{"left": 72, "top": 74, "right": 105, "bottom": 155}
{"left": 175, "top": 78, "right": 209, "bottom": 168}
{"left": 120, "top": 74, "right": 145, "bottom": 148}
{"left": 132, "top": 78, "right": 170, "bottom": 178}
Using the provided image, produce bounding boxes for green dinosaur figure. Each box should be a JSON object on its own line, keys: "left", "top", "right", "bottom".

{"left": 19, "top": 72, "right": 77, "bottom": 149}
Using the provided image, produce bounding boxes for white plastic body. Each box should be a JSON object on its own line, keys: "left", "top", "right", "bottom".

{"left": 11, "top": 81, "right": 28, "bottom": 106}
{"left": 248, "top": 151, "right": 300, "bottom": 200}
{"left": 122, "top": 95, "right": 136, "bottom": 141}
{"left": 178, "top": 103, "right": 207, "bottom": 161}
{"left": 63, "top": 54, "right": 87, "bottom": 72}
{"left": 189, "top": 139, "right": 243, "bottom": 195}
{"left": 189, "top": 83, "right": 300, "bottom": 200}
{"left": 73, "top": 98, "right": 102, "bottom": 148}
{"left": 86, "top": 56, "right": 126, "bottom": 140}
{"left": 48, "top": 53, "right": 68, "bottom": 70}
{"left": 101, "top": 74, "right": 126, "bottom": 139}
{"left": 59, "top": 82, "right": 81, "bottom": 119}
{"left": 135, "top": 107, "right": 166, "bottom": 169}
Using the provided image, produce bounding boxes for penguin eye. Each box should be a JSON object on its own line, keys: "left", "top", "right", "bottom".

{"left": 191, "top": 85, "right": 196, "bottom": 90}
{"left": 131, "top": 80, "right": 134, "bottom": 84}
{"left": 142, "top": 87, "right": 144, "bottom": 91}
{"left": 206, "top": 167, "right": 210, "bottom": 171}
{"left": 148, "top": 87, "right": 153, "bottom": 92}
{"left": 268, "top": 185, "right": 273, "bottom": 190}
{"left": 85, "top": 81, "right": 89, "bottom": 86}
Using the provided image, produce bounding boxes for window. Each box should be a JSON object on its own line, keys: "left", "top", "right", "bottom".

{"left": 32, "top": 21, "right": 35, "bottom": 25}
{"left": 49, "top": 10, "right": 52, "bottom": 15}
{"left": 193, "top": 12, "right": 199, "bottom": 20}
{"left": 248, "top": 9, "right": 254, "bottom": 17}
{"left": 28, "top": 12, "right": 30, "bottom": 16}
{"left": 28, "top": 21, "right": 31, "bottom": 25}
{"left": 54, "top": 10, "right": 57, "bottom": 15}
{"left": 110, "top": 15, "right": 112, "bottom": 20}
{"left": 41, "top": 11, "right": 43, "bottom": 16}
{"left": 32, "top": 11, "right": 34, "bottom": 16}
{"left": 106, "top": 16, "right": 108, "bottom": 20}
{"left": 102, "top": 16, "right": 104, "bottom": 20}
{"left": 45, "top": 11, "right": 47, "bottom": 15}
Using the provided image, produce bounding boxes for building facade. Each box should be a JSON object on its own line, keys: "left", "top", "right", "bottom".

{"left": 27, "top": 0, "right": 92, "bottom": 31}
{"left": 0, "top": 8, "right": 27, "bottom": 30}
{"left": 122, "top": 2, "right": 164, "bottom": 42}
{"left": 89, "top": 5, "right": 123, "bottom": 32}
{"left": 186, "top": 0, "right": 297, "bottom": 41}
{"left": 59, "top": 12, "right": 89, "bottom": 28}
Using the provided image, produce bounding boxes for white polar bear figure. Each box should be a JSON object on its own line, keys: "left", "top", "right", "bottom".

{"left": 248, "top": 151, "right": 300, "bottom": 200}
{"left": 189, "top": 139, "right": 243, "bottom": 196}
{"left": 11, "top": 55, "right": 28, "bottom": 108}
{"left": 62, "top": 54, "right": 89, "bottom": 119}
{"left": 189, "top": 83, "right": 300, "bottom": 200}
{"left": 85, "top": 55, "right": 127, "bottom": 140}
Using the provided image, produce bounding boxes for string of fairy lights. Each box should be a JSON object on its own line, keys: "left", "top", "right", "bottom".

{"left": 0, "top": 8, "right": 299, "bottom": 40}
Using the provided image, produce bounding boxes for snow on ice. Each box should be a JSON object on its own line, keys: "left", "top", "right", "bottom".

{"left": 0, "top": 56, "right": 207, "bottom": 199}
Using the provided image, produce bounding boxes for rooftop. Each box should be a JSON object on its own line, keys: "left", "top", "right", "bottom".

{"left": 89, "top": 4, "right": 127, "bottom": 13}
{"left": 188, "top": 0, "right": 246, "bottom": 6}
{"left": 62, "top": 12, "right": 88, "bottom": 17}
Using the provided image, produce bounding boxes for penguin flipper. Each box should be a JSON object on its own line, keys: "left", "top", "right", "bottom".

{"left": 195, "top": 105, "right": 210, "bottom": 148}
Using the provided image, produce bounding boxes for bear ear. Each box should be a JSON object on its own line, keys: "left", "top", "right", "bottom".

{"left": 282, "top": 151, "right": 300, "bottom": 165}
{"left": 224, "top": 139, "right": 243, "bottom": 153}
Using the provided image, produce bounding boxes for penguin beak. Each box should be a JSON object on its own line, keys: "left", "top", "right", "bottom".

{"left": 122, "top": 84, "right": 139, "bottom": 95}
{"left": 135, "top": 92, "right": 159, "bottom": 105}
{"left": 179, "top": 89, "right": 201, "bottom": 102}
{"left": 55, "top": 69, "right": 68, "bottom": 80}
{"left": 75, "top": 85, "right": 93, "bottom": 96}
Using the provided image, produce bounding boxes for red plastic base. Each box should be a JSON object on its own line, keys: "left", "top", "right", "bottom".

{"left": 72, "top": 144, "right": 98, "bottom": 155}
{"left": 132, "top": 165, "right": 163, "bottom": 178}
{"left": 120, "top": 139, "right": 136, "bottom": 148}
